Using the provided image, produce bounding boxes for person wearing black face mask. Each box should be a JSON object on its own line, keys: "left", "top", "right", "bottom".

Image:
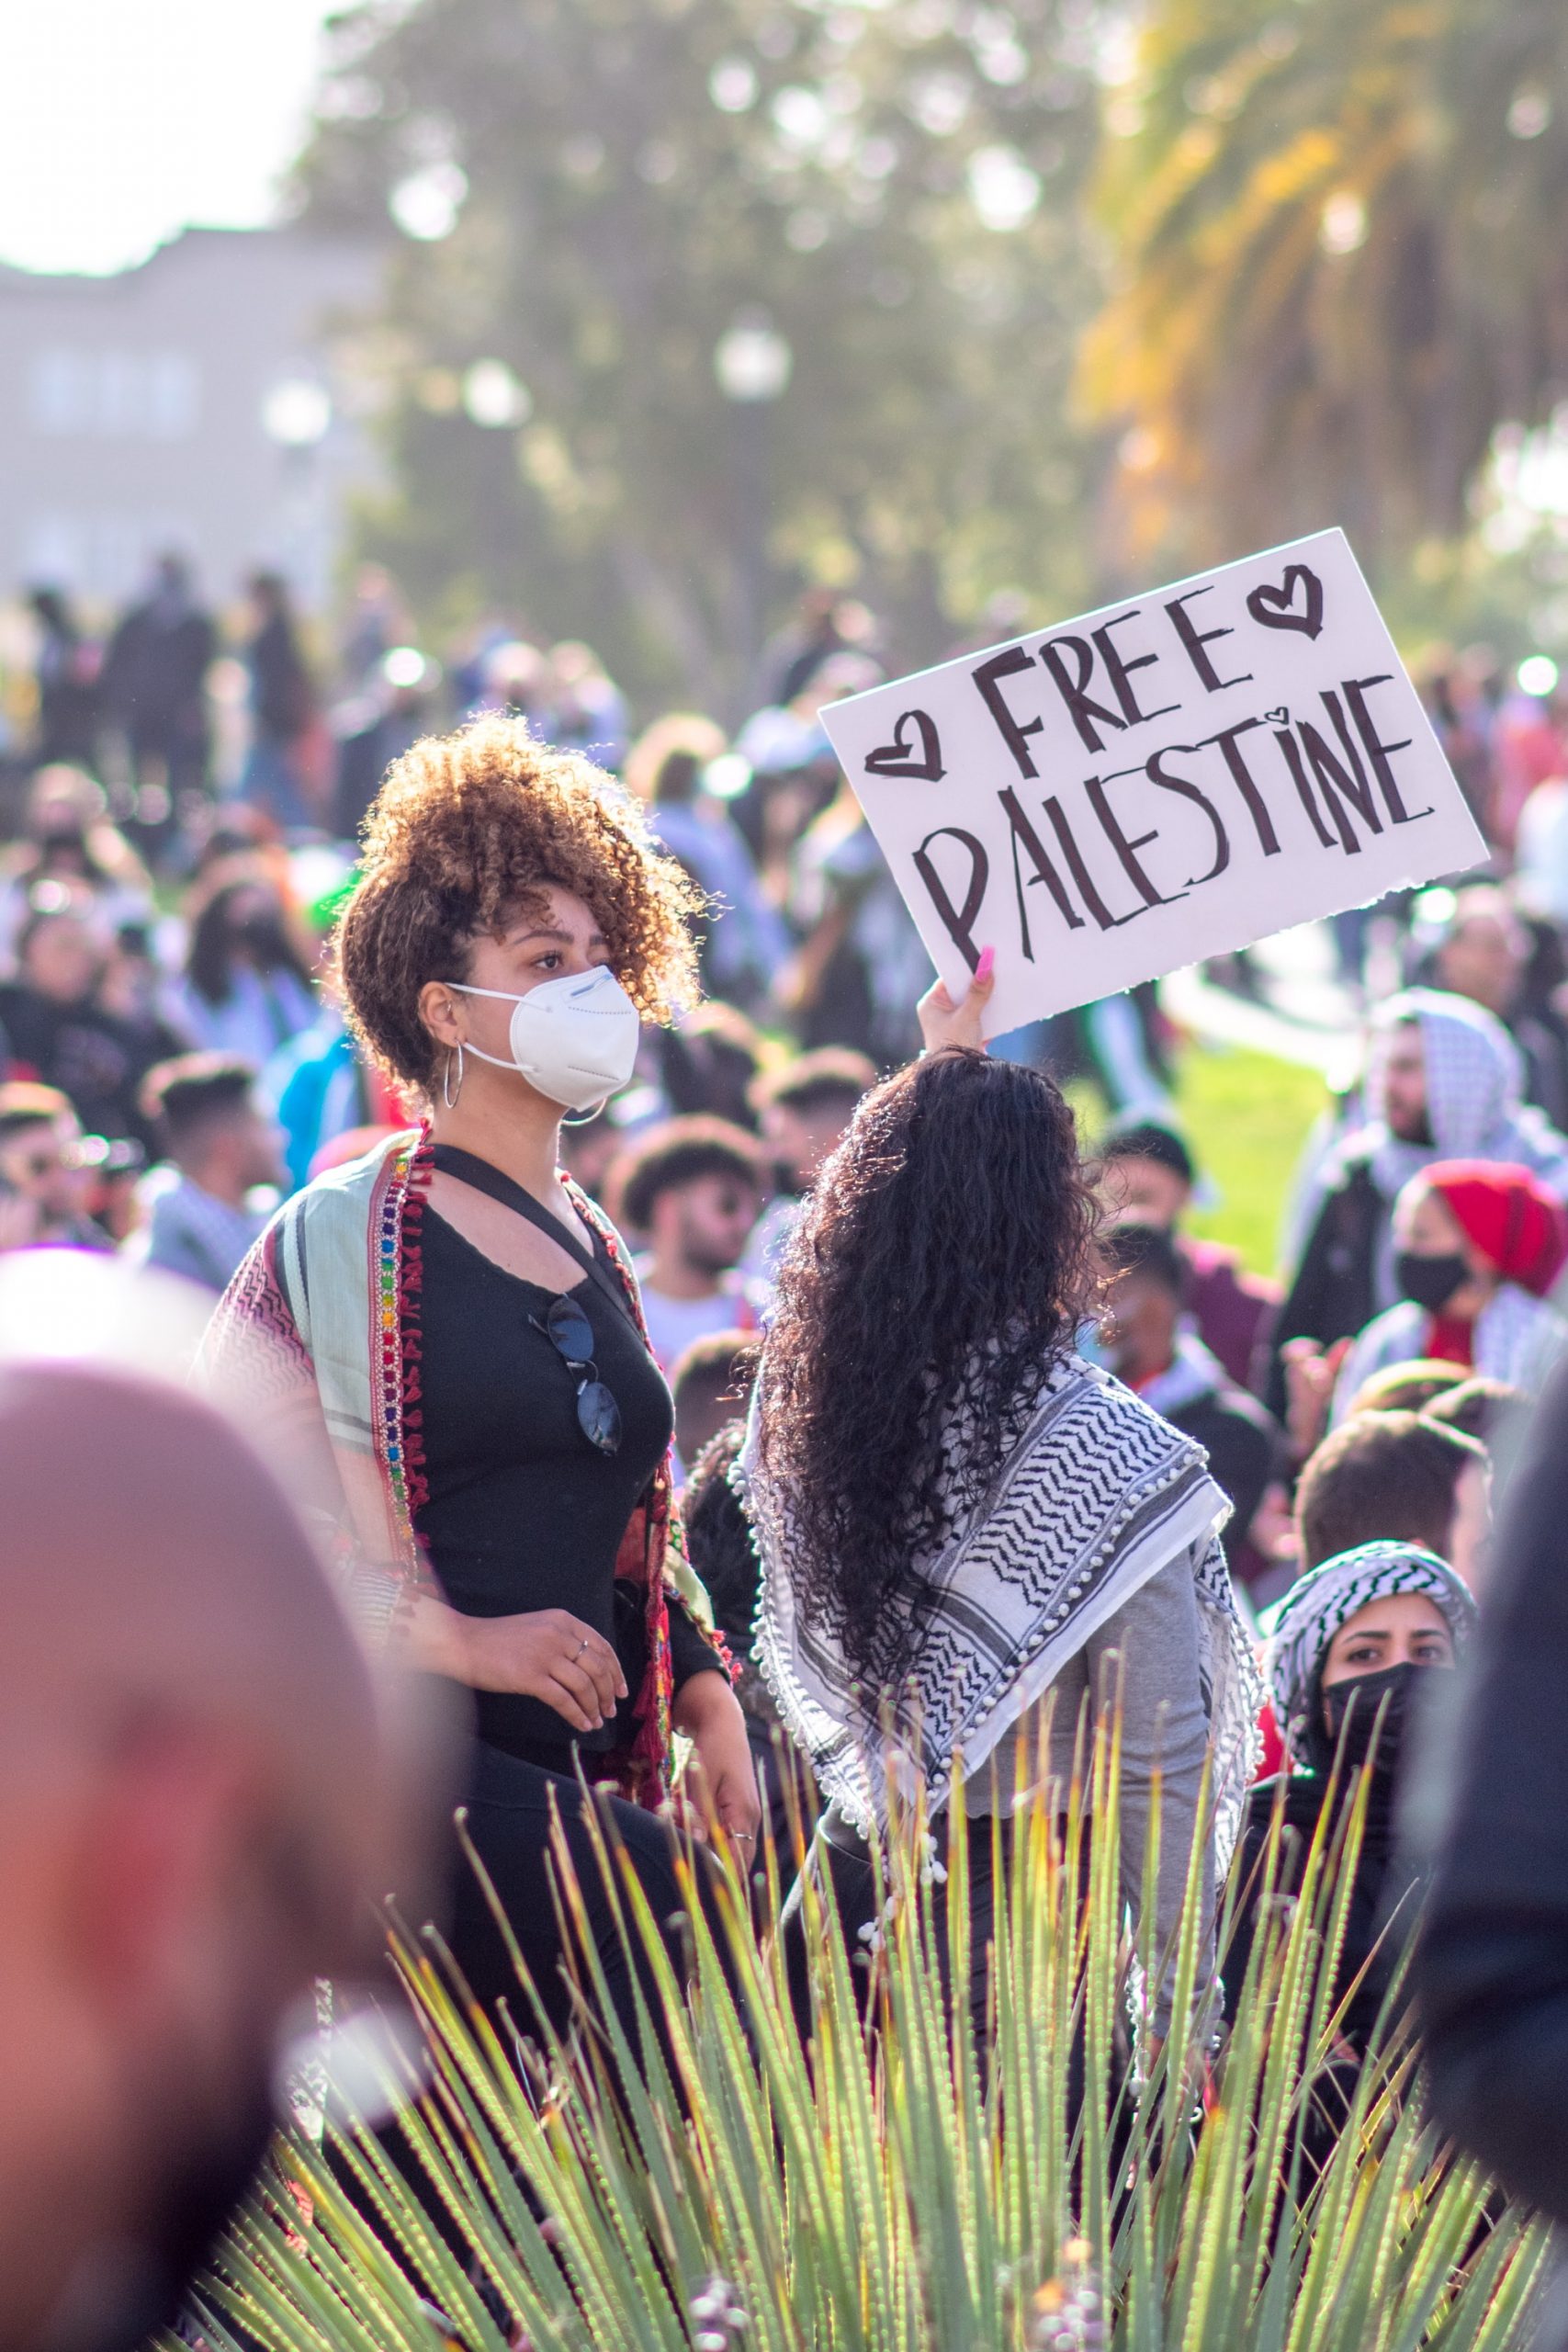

{"left": 1330, "top": 1159, "right": 1568, "bottom": 1425}
{"left": 1224, "top": 1541, "right": 1478, "bottom": 2063}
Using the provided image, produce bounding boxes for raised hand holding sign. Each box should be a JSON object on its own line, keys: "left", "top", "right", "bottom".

{"left": 918, "top": 943, "right": 997, "bottom": 1056}
{"left": 819, "top": 528, "right": 1485, "bottom": 1038}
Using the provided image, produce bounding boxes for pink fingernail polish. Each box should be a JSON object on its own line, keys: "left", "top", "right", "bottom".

{"left": 976, "top": 944, "right": 996, "bottom": 982}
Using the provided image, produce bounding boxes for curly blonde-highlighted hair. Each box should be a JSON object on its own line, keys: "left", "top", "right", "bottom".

{"left": 335, "top": 714, "right": 705, "bottom": 1092}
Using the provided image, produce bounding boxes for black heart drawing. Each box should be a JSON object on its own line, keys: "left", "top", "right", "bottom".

{"left": 1247, "top": 564, "right": 1324, "bottom": 639}
{"left": 863, "top": 708, "right": 946, "bottom": 783}
{"left": 1264, "top": 706, "right": 1290, "bottom": 725}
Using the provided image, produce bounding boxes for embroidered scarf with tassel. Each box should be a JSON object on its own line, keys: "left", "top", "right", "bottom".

{"left": 200, "top": 1125, "right": 722, "bottom": 1807}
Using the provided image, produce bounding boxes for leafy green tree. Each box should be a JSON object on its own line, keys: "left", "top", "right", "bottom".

{"left": 300, "top": 0, "right": 1109, "bottom": 709}
{"left": 1082, "top": 0, "right": 1568, "bottom": 580}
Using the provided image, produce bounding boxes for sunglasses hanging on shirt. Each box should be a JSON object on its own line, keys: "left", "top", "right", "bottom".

{"left": 531, "top": 1294, "right": 623, "bottom": 1456}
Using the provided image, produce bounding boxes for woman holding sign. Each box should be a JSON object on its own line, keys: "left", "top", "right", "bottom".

{"left": 743, "top": 958, "right": 1261, "bottom": 2051}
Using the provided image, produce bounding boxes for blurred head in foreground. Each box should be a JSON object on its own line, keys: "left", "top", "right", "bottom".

{"left": 0, "top": 1343, "right": 386, "bottom": 2352}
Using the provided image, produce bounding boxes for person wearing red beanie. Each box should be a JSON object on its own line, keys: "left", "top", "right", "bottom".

{"left": 1425, "top": 1160, "right": 1568, "bottom": 1296}
{"left": 1331, "top": 1159, "right": 1568, "bottom": 1424}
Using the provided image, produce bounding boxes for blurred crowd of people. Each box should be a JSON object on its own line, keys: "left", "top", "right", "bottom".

{"left": 4, "top": 565, "right": 1568, "bottom": 1496}
{"left": 6, "top": 548, "right": 1568, "bottom": 2332}
{"left": 0, "top": 561, "right": 945, "bottom": 1304}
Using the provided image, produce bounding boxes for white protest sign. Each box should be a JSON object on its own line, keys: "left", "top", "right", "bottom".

{"left": 818, "top": 529, "right": 1486, "bottom": 1038}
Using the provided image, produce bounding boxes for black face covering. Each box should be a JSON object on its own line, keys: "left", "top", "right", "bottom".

{"left": 1394, "top": 1249, "right": 1470, "bottom": 1316}
{"left": 1314, "top": 1660, "right": 1451, "bottom": 1781}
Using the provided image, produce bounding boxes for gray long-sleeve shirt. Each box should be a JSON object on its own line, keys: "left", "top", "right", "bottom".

{"left": 963, "top": 1545, "right": 1213, "bottom": 2033}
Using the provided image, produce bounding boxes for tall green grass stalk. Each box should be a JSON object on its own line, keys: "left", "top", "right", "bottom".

{"left": 178, "top": 1717, "right": 1547, "bottom": 2352}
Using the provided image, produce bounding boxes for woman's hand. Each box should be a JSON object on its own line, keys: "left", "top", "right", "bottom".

{"left": 672, "top": 1669, "right": 762, "bottom": 1855}
{"left": 917, "top": 945, "right": 997, "bottom": 1057}
{"left": 412, "top": 1598, "right": 626, "bottom": 1734}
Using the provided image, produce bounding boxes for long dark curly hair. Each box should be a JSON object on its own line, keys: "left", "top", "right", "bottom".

{"left": 756, "top": 1047, "right": 1100, "bottom": 1694}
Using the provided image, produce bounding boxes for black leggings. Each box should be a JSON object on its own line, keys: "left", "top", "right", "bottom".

{"left": 782, "top": 1807, "right": 1114, "bottom": 2109}
{"left": 782, "top": 1805, "right": 1007, "bottom": 2046}
{"left": 450, "top": 1738, "right": 720, "bottom": 2056}
{"left": 334, "top": 1744, "right": 719, "bottom": 2263}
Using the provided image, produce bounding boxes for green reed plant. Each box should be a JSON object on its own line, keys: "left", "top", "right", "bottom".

{"left": 175, "top": 1715, "right": 1547, "bottom": 2352}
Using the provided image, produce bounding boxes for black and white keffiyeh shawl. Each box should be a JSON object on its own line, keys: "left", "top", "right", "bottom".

{"left": 743, "top": 1352, "right": 1263, "bottom": 1876}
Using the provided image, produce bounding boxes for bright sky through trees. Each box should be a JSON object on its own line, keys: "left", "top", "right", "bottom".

{"left": 0, "top": 0, "right": 334, "bottom": 276}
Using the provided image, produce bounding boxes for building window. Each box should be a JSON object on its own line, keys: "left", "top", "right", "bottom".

{"left": 21, "top": 512, "right": 195, "bottom": 599}
{"left": 28, "top": 349, "right": 91, "bottom": 435}
{"left": 27, "top": 348, "right": 201, "bottom": 439}
{"left": 146, "top": 353, "right": 199, "bottom": 439}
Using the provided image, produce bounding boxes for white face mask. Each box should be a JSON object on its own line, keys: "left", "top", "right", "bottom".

{"left": 447, "top": 965, "right": 641, "bottom": 1114}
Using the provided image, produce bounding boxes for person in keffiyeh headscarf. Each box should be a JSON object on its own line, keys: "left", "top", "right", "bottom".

{"left": 1224, "top": 1541, "right": 1478, "bottom": 2064}
{"left": 1267, "top": 990, "right": 1568, "bottom": 1420}
{"left": 1332, "top": 1159, "right": 1568, "bottom": 1421}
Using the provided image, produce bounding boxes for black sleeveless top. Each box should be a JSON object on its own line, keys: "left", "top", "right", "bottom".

{"left": 412, "top": 1148, "right": 716, "bottom": 1760}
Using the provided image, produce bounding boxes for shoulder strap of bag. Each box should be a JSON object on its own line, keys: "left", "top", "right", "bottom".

{"left": 430, "top": 1142, "right": 640, "bottom": 1334}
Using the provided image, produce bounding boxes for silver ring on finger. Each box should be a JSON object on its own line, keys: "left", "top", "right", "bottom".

{"left": 575, "top": 1635, "right": 589, "bottom": 1658}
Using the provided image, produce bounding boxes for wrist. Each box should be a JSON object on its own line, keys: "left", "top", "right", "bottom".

{"left": 671, "top": 1666, "right": 735, "bottom": 1734}
{"left": 412, "top": 1596, "right": 477, "bottom": 1683}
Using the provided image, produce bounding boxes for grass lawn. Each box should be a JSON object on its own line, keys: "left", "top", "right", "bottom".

{"left": 1071, "top": 1040, "right": 1330, "bottom": 1281}
{"left": 1176, "top": 1042, "right": 1330, "bottom": 1279}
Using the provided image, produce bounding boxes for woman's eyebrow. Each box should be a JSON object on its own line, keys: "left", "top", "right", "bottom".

{"left": 502, "top": 922, "right": 609, "bottom": 948}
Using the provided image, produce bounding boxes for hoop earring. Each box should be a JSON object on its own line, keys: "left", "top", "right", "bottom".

{"left": 442, "top": 1045, "right": 464, "bottom": 1109}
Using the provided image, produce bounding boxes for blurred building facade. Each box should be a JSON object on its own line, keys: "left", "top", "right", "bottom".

{"left": 0, "top": 227, "right": 382, "bottom": 611}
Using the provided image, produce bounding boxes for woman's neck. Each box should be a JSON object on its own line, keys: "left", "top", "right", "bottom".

{"left": 1446, "top": 1275, "right": 1497, "bottom": 1326}
{"left": 428, "top": 1073, "right": 564, "bottom": 1204}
